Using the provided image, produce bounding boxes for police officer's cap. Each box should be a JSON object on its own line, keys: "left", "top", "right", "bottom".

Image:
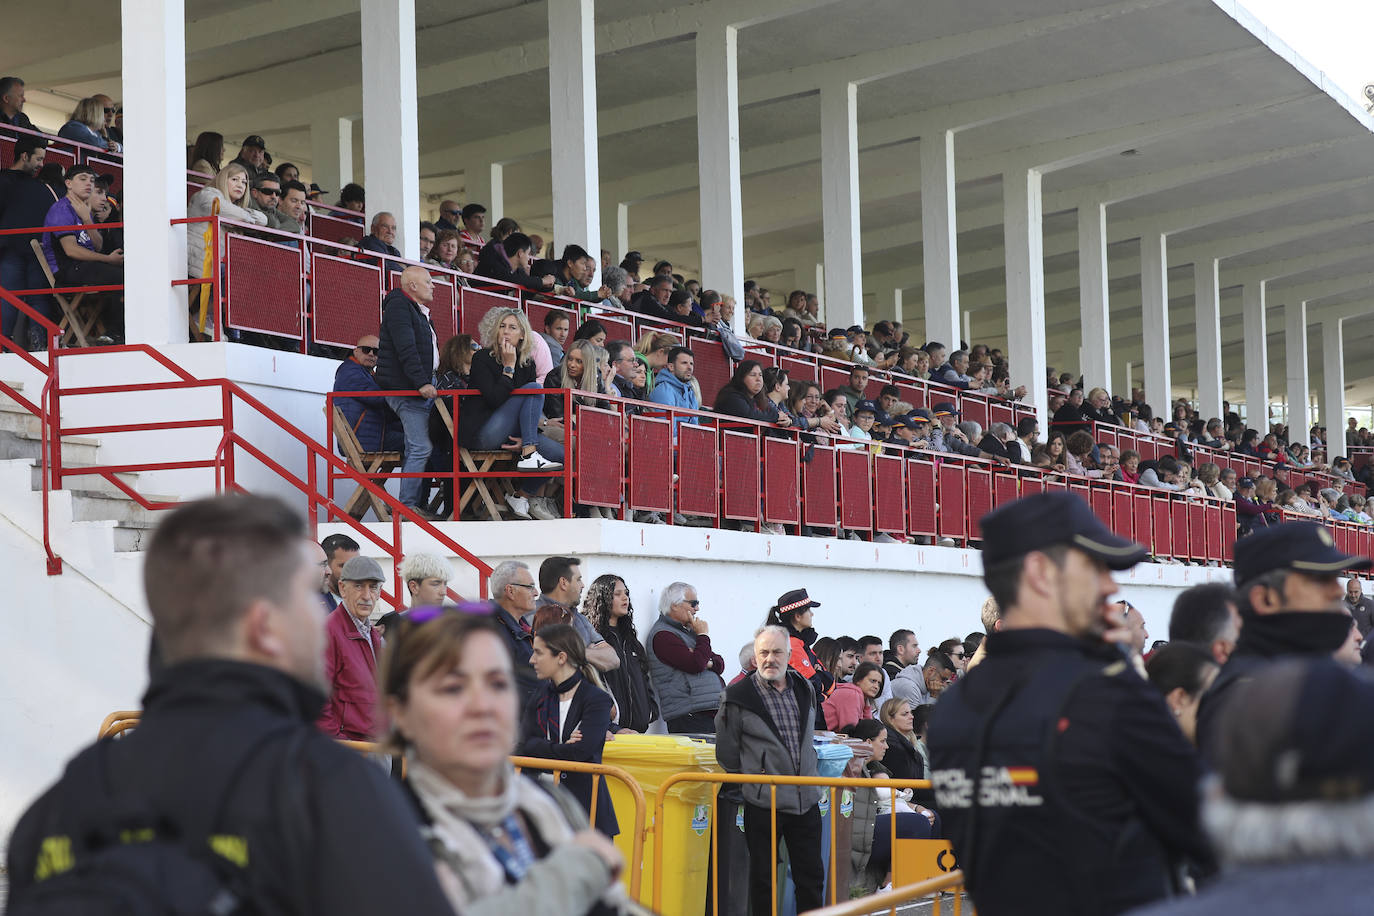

{"left": 907, "top": 408, "right": 933, "bottom": 424}
{"left": 1217, "top": 659, "right": 1374, "bottom": 802}
{"left": 1232, "top": 521, "right": 1371, "bottom": 588}
{"left": 980, "top": 492, "right": 1147, "bottom": 570}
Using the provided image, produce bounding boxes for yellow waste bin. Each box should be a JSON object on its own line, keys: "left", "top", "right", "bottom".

{"left": 601, "top": 734, "right": 719, "bottom": 915}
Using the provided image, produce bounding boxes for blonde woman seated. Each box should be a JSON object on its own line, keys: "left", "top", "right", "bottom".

{"left": 543, "top": 339, "right": 612, "bottom": 422}
{"left": 381, "top": 608, "right": 640, "bottom": 916}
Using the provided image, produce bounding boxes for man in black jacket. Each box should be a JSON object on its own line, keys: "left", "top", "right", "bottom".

{"left": 0, "top": 133, "right": 57, "bottom": 349}
{"left": 929, "top": 492, "right": 1212, "bottom": 916}
{"left": 475, "top": 231, "right": 553, "bottom": 293}
{"left": 6, "top": 494, "right": 457, "bottom": 915}
{"left": 375, "top": 265, "right": 439, "bottom": 517}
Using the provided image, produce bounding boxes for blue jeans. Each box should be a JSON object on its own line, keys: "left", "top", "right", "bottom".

{"left": 385, "top": 395, "right": 434, "bottom": 508}
{"left": 473, "top": 385, "right": 564, "bottom": 495}
{"left": 0, "top": 246, "right": 54, "bottom": 345}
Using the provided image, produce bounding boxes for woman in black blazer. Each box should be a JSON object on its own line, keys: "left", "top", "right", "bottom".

{"left": 520, "top": 623, "right": 619, "bottom": 837}
{"left": 878, "top": 697, "right": 924, "bottom": 780}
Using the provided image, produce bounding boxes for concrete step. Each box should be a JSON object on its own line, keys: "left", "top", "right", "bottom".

{"left": 28, "top": 460, "right": 143, "bottom": 499}
{"left": 0, "top": 428, "right": 100, "bottom": 465}
{"left": 70, "top": 490, "right": 167, "bottom": 527}
{"left": 113, "top": 522, "right": 155, "bottom": 552}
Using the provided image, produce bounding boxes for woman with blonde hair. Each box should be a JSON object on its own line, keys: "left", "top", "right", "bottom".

{"left": 59, "top": 97, "right": 120, "bottom": 151}
{"left": 544, "top": 339, "right": 610, "bottom": 420}
{"left": 459, "top": 307, "right": 563, "bottom": 520}
{"left": 633, "top": 330, "right": 676, "bottom": 390}
{"left": 379, "top": 609, "right": 634, "bottom": 915}
{"left": 185, "top": 162, "right": 267, "bottom": 333}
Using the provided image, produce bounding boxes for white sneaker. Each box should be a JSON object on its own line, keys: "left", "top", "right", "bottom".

{"left": 530, "top": 497, "right": 558, "bottom": 521}
{"left": 505, "top": 493, "right": 531, "bottom": 519}
{"left": 516, "top": 452, "right": 563, "bottom": 471}
{"left": 635, "top": 511, "right": 665, "bottom": 524}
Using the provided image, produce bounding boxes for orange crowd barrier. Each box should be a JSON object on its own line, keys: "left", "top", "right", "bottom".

{"left": 802, "top": 870, "right": 971, "bottom": 916}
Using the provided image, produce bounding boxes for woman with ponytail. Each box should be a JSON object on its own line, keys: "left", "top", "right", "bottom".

{"left": 764, "top": 588, "right": 832, "bottom": 728}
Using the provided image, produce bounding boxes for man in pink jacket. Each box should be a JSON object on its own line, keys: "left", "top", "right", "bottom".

{"left": 318, "top": 555, "right": 386, "bottom": 740}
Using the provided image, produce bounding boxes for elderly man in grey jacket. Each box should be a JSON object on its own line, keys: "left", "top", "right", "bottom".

{"left": 716, "top": 625, "right": 824, "bottom": 916}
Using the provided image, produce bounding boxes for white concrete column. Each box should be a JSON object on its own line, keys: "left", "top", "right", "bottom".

{"left": 1003, "top": 168, "right": 1048, "bottom": 429}
{"left": 1140, "top": 231, "right": 1171, "bottom": 416}
{"left": 361, "top": 0, "right": 420, "bottom": 259}
{"left": 547, "top": 0, "right": 600, "bottom": 282}
{"left": 1242, "top": 281, "right": 1269, "bottom": 430}
{"left": 121, "top": 0, "right": 187, "bottom": 346}
{"left": 465, "top": 162, "right": 504, "bottom": 224}
{"left": 820, "top": 79, "right": 863, "bottom": 330}
{"left": 615, "top": 203, "right": 629, "bottom": 262}
{"left": 893, "top": 288, "right": 903, "bottom": 325}
{"left": 1194, "top": 257, "right": 1223, "bottom": 420}
{"left": 309, "top": 117, "right": 353, "bottom": 200}
{"left": 1285, "top": 301, "right": 1310, "bottom": 439}
{"left": 1077, "top": 201, "right": 1110, "bottom": 394}
{"left": 696, "top": 20, "right": 745, "bottom": 331}
{"left": 921, "top": 129, "right": 960, "bottom": 350}
{"left": 1322, "top": 319, "right": 1346, "bottom": 460}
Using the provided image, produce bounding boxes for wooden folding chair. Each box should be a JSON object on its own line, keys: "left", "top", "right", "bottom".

{"left": 432, "top": 399, "right": 516, "bottom": 520}
{"left": 332, "top": 406, "right": 402, "bottom": 521}
{"left": 30, "top": 239, "right": 100, "bottom": 347}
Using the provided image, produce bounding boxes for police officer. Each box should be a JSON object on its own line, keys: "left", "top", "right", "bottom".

{"left": 928, "top": 492, "right": 1212, "bottom": 916}
{"left": 1195, "top": 521, "right": 1369, "bottom": 764}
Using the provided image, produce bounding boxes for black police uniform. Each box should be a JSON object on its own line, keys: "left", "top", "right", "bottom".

{"left": 7, "top": 659, "right": 456, "bottom": 915}
{"left": 1195, "top": 522, "right": 1371, "bottom": 766}
{"left": 928, "top": 492, "right": 1213, "bottom": 916}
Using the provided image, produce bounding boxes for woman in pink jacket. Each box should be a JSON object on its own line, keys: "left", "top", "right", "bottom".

{"left": 822, "top": 662, "right": 884, "bottom": 731}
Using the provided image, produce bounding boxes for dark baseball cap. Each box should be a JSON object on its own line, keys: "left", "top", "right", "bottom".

{"left": 1232, "top": 521, "right": 1371, "bottom": 587}
{"left": 853, "top": 399, "right": 878, "bottom": 416}
{"left": 981, "top": 492, "right": 1148, "bottom": 570}
{"left": 1216, "top": 659, "right": 1374, "bottom": 802}
{"left": 242, "top": 135, "right": 266, "bottom": 149}
{"left": 872, "top": 410, "right": 893, "bottom": 426}
{"left": 845, "top": 325, "right": 865, "bottom": 335}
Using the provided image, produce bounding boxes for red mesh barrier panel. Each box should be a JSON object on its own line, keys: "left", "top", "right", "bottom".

{"left": 838, "top": 449, "right": 873, "bottom": 532}
{"left": 1013, "top": 404, "right": 1035, "bottom": 428}
{"left": 460, "top": 287, "right": 520, "bottom": 338}
{"left": 1069, "top": 481, "right": 1089, "bottom": 504}
{"left": 87, "top": 156, "right": 122, "bottom": 199}
{"left": 0, "top": 136, "right": 12, "bottom": 168}
{"left": 691, "top": 337, "right": 733, "bottom": 409}
{"left": 782, "top": 356, "right": 816, "bottom": 386}
{"left": 1133, "top": 493, "right": 1153, "bottom": 553}
{"left": 1188, "top": 502, "right": 1208, "bottom": 562}
{"left": 1112, "top": 489, "right": 1134, "bottom": 541}
{"left": 966, "top": 467, "right": 993, "bottom": 541}
{"left": 628, "top": 416, "right": 672, "bottom": 513}
{"left": 803, "top": 446, "right": 838, "bottom": 529}
{"left": 1152, "top": 496, "right": 1173, "bottom": 558}
{"left": 961, "top": 394, "right": 990, "bottom": 431}
{"left": 526, "top": 301, "right": 576, "bottom": 341}
{"left": 1203, "top": 503, "right": 1221, "bottom": 562}
{"left": 874, "top": 455, "right": 906, "bottom": 534}
{"left": 1021, "top": 476, "right": 1045, "bottom": 497}
{"left": 1222, "top": 505, "right": 1237, "bottom": 561}
{"left": 1096, "top": 425, "right": 1118, "bottom": 450}
{"left": 937, "top": 463, "right": 967, "bottom": 543}
{"left": 429, "top": 281, "right": 457, "bottom": 346}
{"left": 993, "top": 472, "right": 1019, "bottom": 507}
{"left": 722, "top": 430, "right": 760, "bottom": 521}
{"left": 638, "top": 322, "right": 684, "bottom": 344}
{"left": 898, "top": 384, "right": 927, "bottom": 411}
{"left": 1090, "top": 486, "right": 1113, "bottom": 530}
{"left": 1044, "top": 478, "right": 1067, "bottom": 493}
{"left": 746, "top": 346, "right": 777, "bottom": 369}
{"left": 225, "top": 234, "right": 303, "bottom": 339}
{"left": 677, "top": 424, "right": 719, "bottom": 519}
{"left": 309, "top": 211, "right": 366, "bottom": 246}
{"left": 990, "top": 403, "right": 1014, "bottom": 429}
{"left": 598, "top": 315, "right": 635, "bottom": 344}
{"left": 45, "top": 146, "right": 76, "bottom": 173}
{"left": 311, "top": 253, "right": 381, "bottom": 349}
{"left": 864, "top": 378, "right": 886, "bottom": 400}
{"left": 1171, "top": 499, "right": 1189, "bottom": 561}
{"left": 908, "top": 459, "right": 937, "bottom": 536}
{"left": 820, "top": 366, "right": 848, "bottom": 393}
{"left": 574, "top": 407, "right": 623, "bottom": 507}
{"left": 762, "top": 437, "right": 801, "bottom": 525}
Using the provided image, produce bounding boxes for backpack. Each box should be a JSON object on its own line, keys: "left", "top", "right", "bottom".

{"left": 9, "top": 727, "right": 310, "bottom": 916}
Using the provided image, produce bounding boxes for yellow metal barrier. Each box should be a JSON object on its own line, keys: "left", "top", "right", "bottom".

{"left": 802, "top": 870, "right": 970, "bottom": 916}
{"left": 96, "top": 710, "right": 141, "bottom": 738}
{"left": 649, "top": 771, "right": 940, "bottom": 916}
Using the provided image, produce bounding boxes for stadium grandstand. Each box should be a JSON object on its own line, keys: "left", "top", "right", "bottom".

{"left": 4, "top": 0, "right": 1374, "bottom": 912}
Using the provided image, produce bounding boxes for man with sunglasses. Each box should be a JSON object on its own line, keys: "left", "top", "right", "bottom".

{"left": 646, "top": 582, "right": 724, "bottom": 733}
{"left": 332, "top": 334, "right": 403, "bottom": 454}
{"left": 434, "top": 199, "right": 460, "bottom": 232}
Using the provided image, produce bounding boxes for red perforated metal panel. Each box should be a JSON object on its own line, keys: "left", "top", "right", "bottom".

{"left": 1188, "top": 502, "right": 1208, "bottom": 562}
{"left": 45, "top": 146, "right": 76, "bottom": 173}
{"left": 87, "top": 156, "right": 122, "bottom": 199}
{"left": 1152, "top": 497, "right": 1173, "bottom": 559}
{"left": 1090, "top": 486, "right": 1113, "bottom": 530}
{"left": 575, "top": 407, "right": 623, "bottom": 507}
{"left": 908, "top": 459, "right": 937, "bottom": 537}
{"left": 1204, "top": 504, "right": 1221, "bottom": 562}
{"left": 677, "top": 425, "right": 719, "bottom": 519}
{"left": 1069, "top": 482, "right": 1089, "bottom": 504}
{"left": 803, "top": 446, "right": 838, "bottom": 529}
{"left": 225, "top": 234, "right": 303, "bottom": 339}
{"left": 762, "top": 437, "right": 801, "bottom": 525}
{"left": 597, "top": 315, "right": 635, "bottom": 344}
{"left": 874, "top": 455, "right": 905, "bottom": 534}
{"left": 690, "top": 336, "right": 733, "bottom": 410}
{"left": 627, "top": 415, "right": 672, "bottom": 513}
{"left": 429, "top": 281, "right": 457, "bottom": 346}
{"left": 781, "top": 356, "right": 816, "bottom": 386}
{"left": 1133, "top": 493, "right": 1153, "bottom": 553}
{"left": 838, "top": 449, "right": 873, "bottom": 532}
{"left": 0, "top": 136, "right": 12, "bottom": 169}
{"left": 864, "top": 378, "right": 886, "bottom": 400}
{"left": 1043, "top": 478, "right": 1067, "bottom": 494}
{"left": 898, "top": 385, "right": 927, "bottom": 411}
{"left": 1171, "top": 500, "right": 1189, "bottom": 562}
{"left": 1096, "top": 425, "right": 1118, "bottom": 450}
{"left": 638, "top": 321, "right": 684, "bottom": 344}
{"left": 1021, "top": 476, "right": 1045, "bottom": 497}
{"left": 989, "top": 403, "right": 1014, "bottom": 429}
{"left": 308, "top": 211, "right": 366, "bottom": 247}
{"left": 722, "top": 431, "right": 760, "bottom": 521}
{"left": 820, "top": 366, "right": 848, "bottom": 394}
{"left": 311, "top": 253, "right": 381, "bottom": 348}
{"left": 993, "top": 472, "right": 1019, "bottom": 508}
{"left": 966, "top": 466, "right": 993, "bottom": 541}
{"left": 460, "top": 287, "right": 519, "bottom": 338}
{"left": 745, "top": 345, "right": 777, "bottom": 369}
{"left": 525, "top": 301, "right": 577, "bottom": 342}
{"left": 1112, "top": 489, "right": 1134, "bottom": 541}
{"left": 961, "top": 394, "right": 990, "bottom": 431}
{"left": 937, "top": 463, "right": 967, "bottom": 543}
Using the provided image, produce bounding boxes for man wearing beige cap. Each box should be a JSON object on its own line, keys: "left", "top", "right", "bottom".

{"left": 318, "top": 555, "right": 387, "bottom": 740}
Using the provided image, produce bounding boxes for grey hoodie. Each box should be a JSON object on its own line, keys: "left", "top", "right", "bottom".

{"left": 890, "top": 665, "right": 932, "bottom": 707}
